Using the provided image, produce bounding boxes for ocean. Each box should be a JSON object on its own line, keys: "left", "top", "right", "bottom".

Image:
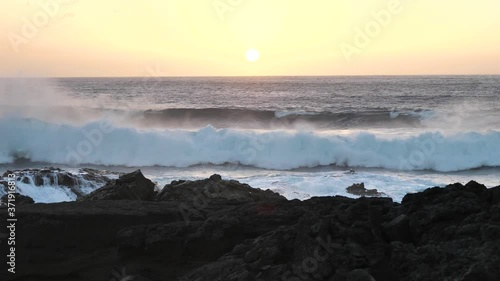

{"left": 1, "top": 75, "right": 499, "bottom": 202}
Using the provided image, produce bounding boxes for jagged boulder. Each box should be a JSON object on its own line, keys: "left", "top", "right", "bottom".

{"left": 346, "top": 182, "right": 385, "bottom": 197}
{"left": 82, "top": 170, "right": 156, "bottom": 201}
{"left": 156, "top": 174, "right": 286, "bottom": 203}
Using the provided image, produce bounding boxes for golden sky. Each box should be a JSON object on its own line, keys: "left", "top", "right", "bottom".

{"left": 1, "top": 0, "right": 499, "bottom": 77}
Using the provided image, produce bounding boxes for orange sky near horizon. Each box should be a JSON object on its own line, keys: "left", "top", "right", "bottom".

{"left": 1, "top": 0, "right": 499, "bottom": 77}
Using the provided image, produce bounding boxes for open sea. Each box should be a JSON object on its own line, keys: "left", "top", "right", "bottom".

{"left": 1, "top": 75, "right": 499, "bottom": 202}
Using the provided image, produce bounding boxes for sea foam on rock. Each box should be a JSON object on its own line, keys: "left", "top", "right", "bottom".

{"left": 0, "top": 167, "right": 113, "bottom": 202}
{"left": 0, "top": 171, "right": 498, "bottom": 281}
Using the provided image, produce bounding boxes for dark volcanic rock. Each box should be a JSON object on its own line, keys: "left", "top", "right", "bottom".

{"left": 1, "top": 193, "right": 35, "bottom": 205}
{"left": 157, "top": 174, "right": 287, "bottom": 203}
{"left": 79, "top": 167, "right": 120, "bottom": 183}
{"left": 82, "top": 170, "right": 156, "bottom": 201}
{"left": 0, "top": 178, "right": 498, "bottom": 281}
{"left": 346, "top": 182, "right": 385, "bottom": 197}
{"left": 21, "top": 176, "right": 31, "bottom": 184}
{"left": 58, "top": 173, "right": 77, "bottom": 187}
{"left": 382, "top": 214, "right": 412, "bottom": 243}
{"left": 1, "top": 170, "right": 13, "bottom": 177}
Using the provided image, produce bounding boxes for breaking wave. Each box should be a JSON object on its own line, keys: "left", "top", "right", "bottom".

{"left": 139, "top": 108, "right": 427, "bottom": 128}
{"left": 1, "top": 117, "right": 499, "bottom": 172}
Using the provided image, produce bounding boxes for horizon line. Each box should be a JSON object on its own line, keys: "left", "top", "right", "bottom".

{"left": 1, "top": 74, "right": 499, "bottom": 79}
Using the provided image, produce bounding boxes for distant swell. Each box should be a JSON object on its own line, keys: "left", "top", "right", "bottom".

{"left": 1, "top": 117, "right": 499, "bottom": 172}
{"left": 139, "top": 108, "right": 428, "bottom": 128}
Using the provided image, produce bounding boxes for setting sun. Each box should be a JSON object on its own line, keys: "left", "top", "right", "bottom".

{"left": 1, "top": 1, "right": 500, "bottom": 76}
{"left": 245, "top": 48, "right": 260, "bottom": 62}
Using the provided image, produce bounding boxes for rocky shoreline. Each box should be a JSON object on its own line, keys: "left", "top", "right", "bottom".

{"left": 0, "top": 168, "right": 119, "bottom": 203}
{"left": 1, "top": 170, "right": 499, "bottom": 281}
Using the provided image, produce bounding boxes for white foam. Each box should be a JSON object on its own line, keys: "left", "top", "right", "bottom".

{"left": 1, "top": 117, "right": 499, "bottom": 172}
{"left": 16, "top": 182, "right": 77, "bottom": 203}
{"left": 0, "top": 170, "right": 106, "bottom": 203}
{"left": 146, "top": 167, "right": 500, "bottom": 203}
{"left": 2, "top": 166, "right": 498, "bottom": 203}
{"left": 240, "top": 172, "right": 440, "bottom": 202}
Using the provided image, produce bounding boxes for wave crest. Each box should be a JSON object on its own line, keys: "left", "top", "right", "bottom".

{"left": 1, "top": 118, "right": 499, "bottom": 172}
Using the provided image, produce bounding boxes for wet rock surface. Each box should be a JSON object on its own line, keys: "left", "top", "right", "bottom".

{"left": 346, "top": 182, "right": 385, "bottom": 197}
{"left": 157, "top": 173, "right": 287, "bottom": 203}
{"left": 0, "top": 172, "right": 498, "bottom": 281}
{"left": 82, "top": 170, "right": 156, "bottom": 201}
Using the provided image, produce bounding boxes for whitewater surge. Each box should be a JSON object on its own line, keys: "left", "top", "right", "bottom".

{"left": 0, "top": 168, "right": 110, "bottom": 203}
{"left": 1, "top": 117, "right": 499, "bottom": 172}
